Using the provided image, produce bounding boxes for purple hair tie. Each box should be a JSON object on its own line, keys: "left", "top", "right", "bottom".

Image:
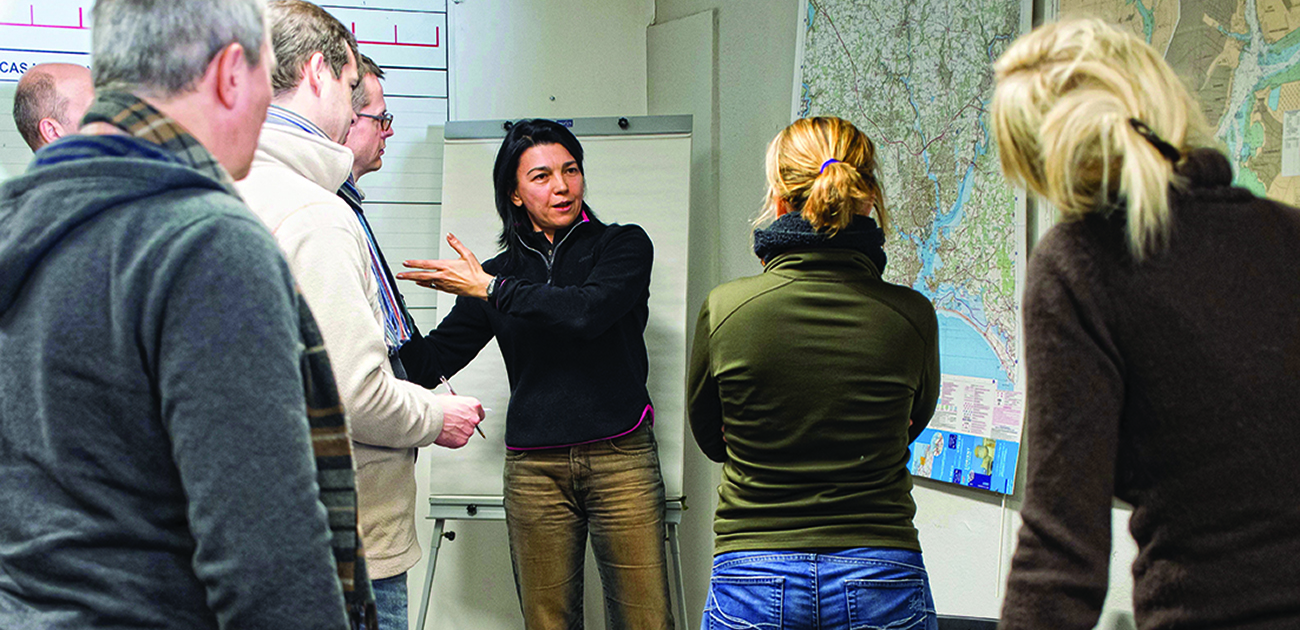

{"left": 819, "top": 159, "right": 841, "bottom": 174}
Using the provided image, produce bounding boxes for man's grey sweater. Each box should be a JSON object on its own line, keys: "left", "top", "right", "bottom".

{"left": 0, "top": 135, "right": 348, "bottom": 629}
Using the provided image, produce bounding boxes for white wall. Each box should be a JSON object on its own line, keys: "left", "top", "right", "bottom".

{"left": 647, "top": 9, "right": 719, "bottom": 626}
{"left": 447, "top": 0, "right": 653, "bottom": 121}
{"left": 0, "top": 85, "right": 23, "bottom": 182}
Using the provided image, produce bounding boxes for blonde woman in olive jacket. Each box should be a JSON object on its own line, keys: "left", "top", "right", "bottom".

{"left": 688, "top": 116, "right": 940, "bottom": 630}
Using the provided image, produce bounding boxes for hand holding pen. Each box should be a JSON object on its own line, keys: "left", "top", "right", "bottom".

{"left": 440, "top": 375, "right": 487, "bottom": 439}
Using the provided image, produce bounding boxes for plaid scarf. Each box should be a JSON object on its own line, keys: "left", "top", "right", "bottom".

{"left": 82, "top": 91, "right": 236, "bottom": 192}
{"left": 83, "top": 92, "right": 377, "bottom": 629}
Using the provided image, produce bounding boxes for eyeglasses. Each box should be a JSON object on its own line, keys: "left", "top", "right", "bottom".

{"left": 357, "top": 111, "right": 393, "bottom": 131}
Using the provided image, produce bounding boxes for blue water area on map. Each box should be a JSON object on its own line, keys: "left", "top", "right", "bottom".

{"left": 1270, "top": 86, "right": 1282, "bottom": 111}
{"left": 905, "top": 79, "right": 995, "bottom": 272}
{"left": 937, "top": 312, "right": 1013, "bottom": 390}
{"left": 942, "top": 164, "right": 976, "bottom": 238}
{"left": 1263, "top": 39, "right": 1300, "bottom": 66}
{"left": 1133, "top": 0, "right": 1156, "bottom": 43}
{"left": 1216, "top": 25, "right": 1250, "bottom": 43}
{"left": 985, "top": 35, "right": 1011, "bottom": 62}
{"left": 908, "top": 428, "right": 1020, "bottom": 495}
{"left": 913, "top": 155, "right": 983, "bottom": 278}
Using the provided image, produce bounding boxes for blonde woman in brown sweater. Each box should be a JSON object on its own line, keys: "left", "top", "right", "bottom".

{"left": 993, "top": 18, "right": 1300, "bottom": 630}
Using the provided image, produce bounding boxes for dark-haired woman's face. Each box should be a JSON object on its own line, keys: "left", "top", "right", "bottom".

{"left": 511, "top": 143, "right": 585, "bottom": 242}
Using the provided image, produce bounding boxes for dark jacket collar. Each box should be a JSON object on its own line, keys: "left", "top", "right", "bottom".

{"left": 753, "top": 212, "right": 887, "bottom": 272}
{"left": 1175, "top": 148, "right": 1234, "bottom": 189}
{"left": 517, "top": 210, "right": 597, "bottom": 253}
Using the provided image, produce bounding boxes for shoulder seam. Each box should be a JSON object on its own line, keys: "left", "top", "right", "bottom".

{"left": 843, "top": 283, "right": 936, "bottom": 344}
{"left": 709, "top": 277, "right": 795, "bottom": 334}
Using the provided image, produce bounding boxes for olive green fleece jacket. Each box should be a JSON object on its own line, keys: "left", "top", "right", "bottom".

{"left": 688, "top": 249, "right": 939, "bottom": 554}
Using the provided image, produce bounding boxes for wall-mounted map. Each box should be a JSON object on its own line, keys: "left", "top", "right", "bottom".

{"left": 1057, "top": 0, "right": 1300, "bottom": 203}
{"left": 794, "top": 0, "right": 1031, "bottom": 494}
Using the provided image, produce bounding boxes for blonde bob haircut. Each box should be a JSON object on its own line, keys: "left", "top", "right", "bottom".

{"left": 759, "top": 116, "right": 888, "bottom": 235}
{"left": 991, "top": 18, "right": 1215, "bottom": 259}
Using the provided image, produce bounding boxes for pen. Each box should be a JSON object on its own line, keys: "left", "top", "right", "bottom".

{"left": 440, "top": 375, "right": 487, "bottom": 439}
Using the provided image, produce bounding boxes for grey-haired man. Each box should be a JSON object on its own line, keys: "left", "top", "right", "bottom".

{"left": 0, "top": 0, "right": 366, "bottom": 628}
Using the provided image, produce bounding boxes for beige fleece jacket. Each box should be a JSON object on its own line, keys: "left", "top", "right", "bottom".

{"left": 236, "top": 121, "right": 444, "bottom": 579}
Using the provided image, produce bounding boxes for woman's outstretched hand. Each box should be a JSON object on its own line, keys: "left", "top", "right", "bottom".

{"left": 397, "top": 233, "right": 495, "bottom": 300}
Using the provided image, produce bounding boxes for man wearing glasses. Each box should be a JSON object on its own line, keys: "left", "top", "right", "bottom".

{"left": 342, "top": 54, "right": 395, "bottom": 185}
{"left": 338, "top": 52, "right": 410, "bottom": 385}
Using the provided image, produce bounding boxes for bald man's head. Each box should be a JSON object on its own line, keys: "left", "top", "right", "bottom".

{"left": 13, "top": 64, "right": 95, "bottom": 151}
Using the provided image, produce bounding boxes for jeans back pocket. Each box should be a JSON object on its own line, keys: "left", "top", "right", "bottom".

{"left": 845, "top": 578, "right": 934, "bottom": 630}
{"left": 704, "top": 576, "right": 784, "bottom": 630}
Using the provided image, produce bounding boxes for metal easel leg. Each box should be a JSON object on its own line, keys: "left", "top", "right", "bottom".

{"left": 667, "top": 522, "right": 688, "bottom": 629}
{"left": 415, "top": 518, "right": 445, "bottom": 630}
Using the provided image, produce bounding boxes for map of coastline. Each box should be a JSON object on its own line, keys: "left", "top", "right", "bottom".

{"left": 796, "top": 0, "right": 1029, "bottom": 494}
{"left": 1057, "top": 0, "right": 1300, "bottom": 204}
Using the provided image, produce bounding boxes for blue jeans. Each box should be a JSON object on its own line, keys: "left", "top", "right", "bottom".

{"left": 372, "top": 572, "right": 408, "bottom": 630}
{"left": 504, "top": 424, "right": 674, "bottom": 629}
{"left": 702, "top": 548, "right": 937, "bottom": 630}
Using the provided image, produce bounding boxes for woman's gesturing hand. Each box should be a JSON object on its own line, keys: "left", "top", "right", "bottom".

{"left": 398, "top": 233, "right": 495, "bottom": 300}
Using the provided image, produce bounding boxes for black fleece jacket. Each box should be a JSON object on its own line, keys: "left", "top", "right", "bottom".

{"left": 400, "top": 214, "right": 655, "bottom": 449}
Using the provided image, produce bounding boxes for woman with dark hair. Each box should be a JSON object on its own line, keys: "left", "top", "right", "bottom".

{"left": 397, "top": 118, "right": 673, "bottom": 629}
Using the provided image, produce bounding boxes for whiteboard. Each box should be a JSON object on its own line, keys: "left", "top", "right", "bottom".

{"left": 425, "top": 116, "right": 692, "bottom": 498}
{"left": 0, "top": 2, "right": 453, "bottom": 287}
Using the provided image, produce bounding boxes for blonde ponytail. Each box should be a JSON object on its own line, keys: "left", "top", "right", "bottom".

{"left": 991, "top": 18, "right": 1215, "bottom": 259}
{"left": 803, "top": 160, "right": 875, "bottom": 233}
{"left": 758, "top": 117, "right": 889, "bottom": 236}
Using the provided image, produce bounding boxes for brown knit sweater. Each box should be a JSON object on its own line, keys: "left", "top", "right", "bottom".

{"left": 1000, "top": 149, "right": 1300, "bottom": 630}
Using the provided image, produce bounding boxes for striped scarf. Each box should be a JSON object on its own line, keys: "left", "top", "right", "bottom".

{"left": 338, "top": 179, "right": 414, "bottom": 350}
{"left": 83, "top": 92, "right": 377, "bottom": 629}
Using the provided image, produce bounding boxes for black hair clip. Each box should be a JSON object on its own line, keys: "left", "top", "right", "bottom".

{"left": 1128, "top": 118, "right": 1181, "bottom": 163}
